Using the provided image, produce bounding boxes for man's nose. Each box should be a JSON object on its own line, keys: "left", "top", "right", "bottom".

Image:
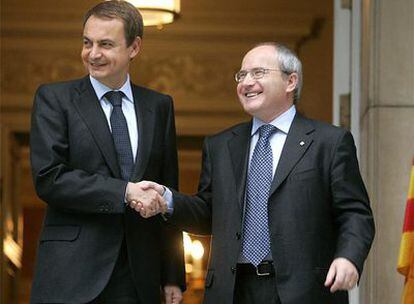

{"left": 89, "top": 45, "right": 102, "bottom": 59}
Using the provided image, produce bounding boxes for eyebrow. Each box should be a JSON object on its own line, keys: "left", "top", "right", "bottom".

{"left": 99, "top": 39, "right": 115, "bottom": 44}
{"left": 82, "top": 37, "right": 115, "bottom": 44}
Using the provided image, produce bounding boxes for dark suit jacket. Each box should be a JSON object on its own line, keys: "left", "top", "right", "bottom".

{"left": 169, "top": 113, "right": 375, "bottom": 304}
{"left": 30, "top": 76, "right": 185, "bottom": 303}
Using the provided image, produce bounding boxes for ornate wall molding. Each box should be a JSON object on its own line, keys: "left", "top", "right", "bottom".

{"left": 1, "top": 0, "right": 331, "bottom": 135}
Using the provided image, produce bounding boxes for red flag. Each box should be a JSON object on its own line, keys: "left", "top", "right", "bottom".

{"left": 397, "top": 157, "right": 414, "bottom": 303}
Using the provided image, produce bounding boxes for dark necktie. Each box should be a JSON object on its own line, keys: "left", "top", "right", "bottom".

{"left": 105, "top": 91, "right": 134, "bottom": 181}
{"left": 240, "top": 124, "right": 277, "bottom": 266}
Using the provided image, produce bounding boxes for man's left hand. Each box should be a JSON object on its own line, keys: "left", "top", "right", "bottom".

{"left": 126, "top": 182, "right": 167, "bottom": 217}
{"left": 163, "top": 285, "right": 183, "bottom": 304}
{"left": 324, "top": 257, "right": 359, "bottom": 293}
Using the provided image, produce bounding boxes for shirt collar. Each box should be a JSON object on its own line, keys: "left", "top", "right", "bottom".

{"left": 89, "top": 75, "right": 134, "bottom": 104}
{"left": 251, "top": 105, "right": 296, "bottom": 136}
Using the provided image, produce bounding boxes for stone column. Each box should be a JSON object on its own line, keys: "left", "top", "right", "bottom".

{"left": 360, "top": 0, "right": 414, "bottom": 303}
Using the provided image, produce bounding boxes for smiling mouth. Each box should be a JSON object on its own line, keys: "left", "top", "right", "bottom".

{"left": 245, "top": 92, "right": 262, "bottom": 98}
{"left": 89, "top": 62, "right": 106, "bottom": 68}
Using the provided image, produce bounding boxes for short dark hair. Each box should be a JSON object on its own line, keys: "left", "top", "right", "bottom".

{"left": 83, "top": 0, "right": 143, "bottom": 46}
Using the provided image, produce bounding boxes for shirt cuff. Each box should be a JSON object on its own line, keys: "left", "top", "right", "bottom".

{"left": 163, "top": 187, "right": 174, "bottom": 215}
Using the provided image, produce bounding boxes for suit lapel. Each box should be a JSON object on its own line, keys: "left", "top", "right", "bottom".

{"left": 73, "top": 77, "right": 121, "bottom": 178}
{"left": 269, "top": 113, "right": 315, "bottom": 196}
{"left": 130, "top": 85, "right": 154, "bottom": 181}
{"left": 228, "top": 122, "right": 252, "bottom": 210}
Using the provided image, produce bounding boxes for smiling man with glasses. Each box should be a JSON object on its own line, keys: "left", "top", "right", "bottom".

{"left": 134, "top": 42, "right": 375, "bottom": 304}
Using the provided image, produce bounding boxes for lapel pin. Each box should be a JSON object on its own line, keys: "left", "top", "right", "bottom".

{"left": 300, "top": 141, "right": 305, "bottom": 146}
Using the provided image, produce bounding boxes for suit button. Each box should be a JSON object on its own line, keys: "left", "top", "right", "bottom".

{"left": 99, "top": 203, "right": 108, "bottom": 213}
{"left": 231, "top": 266, "right": 236, "bottom": 274}
{"left": 236, "top": 232, "right": 241, "bottom": 240}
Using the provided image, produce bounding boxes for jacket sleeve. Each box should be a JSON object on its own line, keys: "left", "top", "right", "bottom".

{"left": 330, "top": 130, "right": 375, "bottom": 274}
{"left": 169, "top": 137, "right": 213, "bottom": 235}
{"left": 30, "top": 84, "right": 127, "bottom": 214}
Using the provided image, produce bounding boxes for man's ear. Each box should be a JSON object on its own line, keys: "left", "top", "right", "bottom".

{"left": 286, "top": 72, "right": 298, "bottom": 94}
{"left": 129, "top": 36, "right": 142, "bottom": 60}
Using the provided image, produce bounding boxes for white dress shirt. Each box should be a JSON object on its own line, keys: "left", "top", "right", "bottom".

{"left": 89, "top": 75, "right": 138, "bottom": 161}
{"left": 248, "top": 105, "right": 296, "bottom": 179}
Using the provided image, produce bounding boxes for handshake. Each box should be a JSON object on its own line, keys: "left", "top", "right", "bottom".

{"left": 125, "top": 181, "right": 168, "bottom": 218}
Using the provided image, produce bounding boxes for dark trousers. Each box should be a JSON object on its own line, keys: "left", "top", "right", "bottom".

{"left": 233, "top": 265, "right": 281, "bottom": 304}
{"left": 88, "top": 241, "right": 139, "bottom": 304}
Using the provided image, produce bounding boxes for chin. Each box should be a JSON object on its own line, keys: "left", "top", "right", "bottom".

{"left": 89, "top": 70, "right": 107, "bottom": 80}
{"left": 242, "top": 100, "right": 262, "bottom": 112}
{"left": 241, "top": 105, "right": 259, "bottom": 117}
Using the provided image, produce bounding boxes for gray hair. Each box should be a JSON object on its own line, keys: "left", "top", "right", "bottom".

{"left": 254, "top": 42, "right": 303, "bottom": 103}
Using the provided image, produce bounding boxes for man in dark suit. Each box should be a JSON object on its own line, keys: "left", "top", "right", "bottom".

{"left": 136, "top": 43, "right": 375, "bottom": 304}
{"left": 29, "top": 1, "right": 185, "bottom": 303}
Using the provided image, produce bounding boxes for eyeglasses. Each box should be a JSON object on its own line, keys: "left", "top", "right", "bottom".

{"left": 234, "top": 67, "right": 286, "bottom": 83}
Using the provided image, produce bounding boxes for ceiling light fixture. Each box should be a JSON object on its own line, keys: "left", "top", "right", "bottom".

{"left": 127, "top": 0, "right": 180, "bottom": 28}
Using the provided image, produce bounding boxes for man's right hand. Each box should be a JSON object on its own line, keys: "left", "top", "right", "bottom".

{"left": 126, "top": 181, "right": 166, "bottom": 218}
